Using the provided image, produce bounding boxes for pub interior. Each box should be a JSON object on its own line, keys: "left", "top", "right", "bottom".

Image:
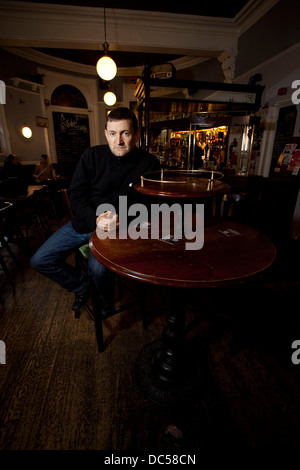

{"left": 0, "top": 0, "right": 300, "bottom": 454}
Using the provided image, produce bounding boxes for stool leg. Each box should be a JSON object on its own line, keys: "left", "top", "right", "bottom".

{"left": 74, "top": 309, "right": 80, "bottom": 319}
{"left": 91, "top": 284, "right": 104, "bottom": 353}
{"left": 1, "top": 237, "right": 22, "bottom": 269}
{"left": 0, "top": 253, "right": 9, "bottom": 277}
{"left": 140, "top": 283, "right": 147, "bottom": 328}
{"left": 117, "top": 275, "right": 123, "bottom": 301}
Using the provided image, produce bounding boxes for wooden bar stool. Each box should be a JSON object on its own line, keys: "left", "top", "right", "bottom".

{"left": 60, "top": 189, "right": 147, "bottom": 351}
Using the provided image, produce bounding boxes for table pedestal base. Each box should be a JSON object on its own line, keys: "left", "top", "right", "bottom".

{"left": 135, "top": 291, "right": 211, "bottom": 406}
{"left": 134, "top": 338, "right": 208, "bottom": 406}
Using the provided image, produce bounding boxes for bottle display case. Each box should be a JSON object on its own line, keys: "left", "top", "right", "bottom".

{"left": 149, "top": 119, "right": 229, "bottom": 170}
{"left": 135, "top": 73, "right": 263, "bottom": 175}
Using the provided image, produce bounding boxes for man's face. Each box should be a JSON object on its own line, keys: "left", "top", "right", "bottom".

{"left": 105, "top": 119, "right": 140, "bottom": 157}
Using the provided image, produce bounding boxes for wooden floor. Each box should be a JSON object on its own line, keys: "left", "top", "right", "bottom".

{"left": 1, "top": 216, "right": 300, "bottom": 452}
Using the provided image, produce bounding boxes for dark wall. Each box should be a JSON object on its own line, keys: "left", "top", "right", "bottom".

{"left": 236, "top": 0, "right": 300, "bottom": 79}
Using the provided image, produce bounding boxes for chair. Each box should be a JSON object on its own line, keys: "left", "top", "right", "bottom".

{"left": 0, "top": 201, "right": 22, "bottom": 276}
{"left": 42, "top": 177, "right": 70, "bottom": 220}
{"left": 60, "top": 189, "right": 147, "bottom": 352}
{"left": 220, "top": 191, "right": 262, "bottom": 227}
{"left": 13, "top": 187, "right": 52, "bottom": 242}
{"left": 208, "top": 189, "right": 265, "bottom": 354}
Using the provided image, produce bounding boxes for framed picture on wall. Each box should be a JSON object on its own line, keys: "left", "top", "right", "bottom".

{"left": 36, "top": 116, "right": 49, "bottom": 128}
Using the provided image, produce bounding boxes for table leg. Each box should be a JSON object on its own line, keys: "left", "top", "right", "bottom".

{"left": 135, "top": 288, "right": 205, "bottom": 406}
{"left": 155, "top": 294, "right": 186, "bottom": 384}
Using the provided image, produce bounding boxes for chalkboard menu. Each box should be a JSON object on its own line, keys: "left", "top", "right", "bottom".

{"left": 53, "top": 112, "right": 90, "bottom": 164}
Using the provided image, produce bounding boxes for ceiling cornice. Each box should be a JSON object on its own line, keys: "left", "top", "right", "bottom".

{"left": 234, "top": 0, "right": 279, "bottom": 34}
{"left": 0, "top": 0, "right": 279, "bottom": 74}
{"left": 2, "top": 46, "right": 208, "bottom": 77}
{"left": 0, "top": 1, "right": 237, "bottom": 54}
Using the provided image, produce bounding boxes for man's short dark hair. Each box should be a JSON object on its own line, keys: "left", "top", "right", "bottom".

{"left": 105, "top": 107, "right": 138, "bottom": 133}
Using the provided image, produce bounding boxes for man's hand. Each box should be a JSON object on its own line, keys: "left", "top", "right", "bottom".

{"left": 96, "top": 211, "right": 119, "bottom": 232}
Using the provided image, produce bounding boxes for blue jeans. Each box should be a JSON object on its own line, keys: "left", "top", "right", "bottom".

{"left": 30, "top": 221, "right": 115, "bottom": 303}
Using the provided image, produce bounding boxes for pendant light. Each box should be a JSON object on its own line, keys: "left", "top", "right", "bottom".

{"left": 96, "top": 8, "right": 117, "bottom": 81}
{"left": 104, "top": 91, "right": 117, "bottom": 106}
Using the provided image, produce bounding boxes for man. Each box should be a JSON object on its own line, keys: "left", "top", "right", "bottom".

{"left": 31, "top": 107, "right": 160, "bottom": 317}
{"left": 33, "top": 154, "right": 56, "bottom": 182}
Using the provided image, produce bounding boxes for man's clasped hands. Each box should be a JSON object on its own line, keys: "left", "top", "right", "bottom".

{"left": 96, "top": 211, "right": 119, "bottom": 232}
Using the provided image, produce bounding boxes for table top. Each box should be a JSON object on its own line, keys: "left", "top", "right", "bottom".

{"left": 89, "top": 220, "right": 276, "bottom": 289}
{"left": 134, "top": 169, "right": 230, "bottom": 199}
{"left": 0, "top": 185, "right": 44, "bottom": 201}
{"left": 25, "top": 185, "right": 44, "bottom": 197}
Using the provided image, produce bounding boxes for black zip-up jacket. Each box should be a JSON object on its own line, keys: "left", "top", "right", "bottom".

{"left": 68, "top": 144, "right": 160, "bottom": 234}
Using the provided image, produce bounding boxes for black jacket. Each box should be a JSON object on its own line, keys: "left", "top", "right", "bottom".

{"left": 68, "top": 145, "right": 160, "bottom": 233}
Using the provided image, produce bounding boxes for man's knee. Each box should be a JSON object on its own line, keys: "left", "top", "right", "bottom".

{"left": 30, "top": 248, "right": 51, "bottom": 273}
{"left": 30, "top": 250, "right": 43, "bottom": 272}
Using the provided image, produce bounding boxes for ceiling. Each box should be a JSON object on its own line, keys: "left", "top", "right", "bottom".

{"left": 14, "top": 0, "right": 250, "bottom": 18}
{"left": 9, "top": 0, "right": 250, "bottom": 69}
{"left": 34, "top": 48, "right": 182, "bottom": 68}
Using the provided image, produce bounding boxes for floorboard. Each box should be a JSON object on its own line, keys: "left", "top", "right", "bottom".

{"left": 0, "top": 217, "right": 300, "bottom": 452}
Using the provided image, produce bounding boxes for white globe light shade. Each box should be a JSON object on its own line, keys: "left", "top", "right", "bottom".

{"left": 104, "top": 91, "right": 117, "bottom": 106}
{"left": 96, "top": 55, "right": 117, "bottom": 81}
{"left": 22, "top": 126, "right": 32, "bottom": 138}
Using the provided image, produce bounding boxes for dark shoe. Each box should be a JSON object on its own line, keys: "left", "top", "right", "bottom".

{"left": 72, "top": 285, "right": 90, "bottom": 311}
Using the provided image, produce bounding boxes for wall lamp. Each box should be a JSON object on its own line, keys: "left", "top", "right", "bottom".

{"left": 21, "top": 126, "right": 32, "bottom": 139}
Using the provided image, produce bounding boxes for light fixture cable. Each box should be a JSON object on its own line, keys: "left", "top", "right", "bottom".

{"left": 96, "top": 5, "right": 117, "bottom": 81}
{"left": 103, "top": 6, "right": 108, "bottom": 54}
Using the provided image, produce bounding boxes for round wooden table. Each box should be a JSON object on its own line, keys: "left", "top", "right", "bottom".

{"left": 134, "top": 169, "right": 230, "bottom": 199}
{"left": 89, "top": 219, "right": 276, "bottom": 405}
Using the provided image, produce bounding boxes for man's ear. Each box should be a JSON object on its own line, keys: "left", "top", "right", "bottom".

{"left": 104, "top": 129, "right": 108, "bottom": 140}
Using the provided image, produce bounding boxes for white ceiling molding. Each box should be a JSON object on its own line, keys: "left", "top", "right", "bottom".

{"left": 2, "top": 47, "right": 208, "bottom": 77}
{"left": 0, "top": 2, "right": 237, "bottom": 55}
{"left": 234, "top": 0, "right": 279, "bottom": 34}
{"left": 0, "top": 0, "right": 277, "bottom": 54}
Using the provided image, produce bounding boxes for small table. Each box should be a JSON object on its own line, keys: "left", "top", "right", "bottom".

{"left": 89, "top": 219, "right": 276, "bottom": 405}
{"left": 0, "top": 185, "right": 44, "bottom": 202}
{"left": 134, "top": 169, "right": 230, "bottom": 199}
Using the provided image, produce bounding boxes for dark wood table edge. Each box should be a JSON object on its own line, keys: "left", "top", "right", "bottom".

{"left": 89, "top": 231, "right": 276, "bottom": 289}
{"left": 88, "top": 226, "right": 277, "bottom": 406}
